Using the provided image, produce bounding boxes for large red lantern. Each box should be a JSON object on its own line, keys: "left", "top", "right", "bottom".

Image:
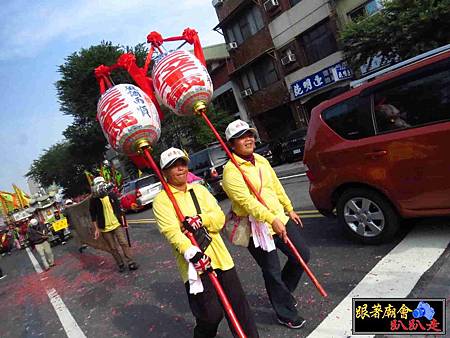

{"left": 96, "top": 84, "right": 161, "bottom": 155}
{"left": 152, "top": 50, "right": 213, "bottom": 116}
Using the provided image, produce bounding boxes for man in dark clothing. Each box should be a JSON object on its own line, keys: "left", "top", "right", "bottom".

{"left": 28, "top": 218, "right": 54, "bottom": 271}
{"left": 89, "top": 176, "right": 138, "bottom": 272}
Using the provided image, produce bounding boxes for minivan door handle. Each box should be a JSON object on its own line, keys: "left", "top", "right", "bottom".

{"left": 364, "top": 150, "right": 388, "bottom": 159}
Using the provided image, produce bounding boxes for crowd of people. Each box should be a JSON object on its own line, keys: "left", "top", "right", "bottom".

{"left": 0, "top": 204, "right": 71, "bottom": 275}
{"left": 2, "top": 119, "right": 309, "bottom": 337}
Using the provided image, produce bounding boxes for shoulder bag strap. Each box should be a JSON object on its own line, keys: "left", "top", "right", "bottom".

{"left": 189, "top": 188, "right": 202, "bottom": 214}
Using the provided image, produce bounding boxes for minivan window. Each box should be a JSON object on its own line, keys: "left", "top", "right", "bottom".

{"left": 137, "top": 175, "right": 159, "bottom": 188}
{"left": 373, "top": 66, "right": 450, "bottom": 133}
{"left": 122, "top": 182, "right": 135, "bottom": 194}
{"left": 209, "top": 146, "right": 227, "bottom": 165}
{"left": 322, "top": 96, "right": 374, "bottom": 140}
{"left": 189, "top": 150, "right": 210, "bottom": 171}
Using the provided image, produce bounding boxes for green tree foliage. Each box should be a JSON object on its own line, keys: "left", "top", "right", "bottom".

{"left": 341, "top": 0, "right": 450, "bottom": 73}
{"left": 26, "top": 142, "right": 89, "bottom": 196}
{"left": 27, "top": 42, "right": 149, "bottom": 196}
{"left": 30, "top": 40, "right": 235, "bottom": 195}
{"left": 157, "top": 105, "right": 235, "bottom": 155}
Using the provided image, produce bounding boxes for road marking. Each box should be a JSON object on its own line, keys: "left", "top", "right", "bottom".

{"left": 26, "top": 248, "right": 87, "bottom": 338}
{"left": 307, "top": 224, "right": 450, "bottom": 338}
{"left": 296, "top": 210, "right": 321, "bottom": 214}
{"left": 127, "top": 214, "right": 324, "bottom": 224}
{"left": 299, "top": 214, "right": 324, "bottom": 219}
{"left": 279, "top": 173, "right": 307, "bottom": 181}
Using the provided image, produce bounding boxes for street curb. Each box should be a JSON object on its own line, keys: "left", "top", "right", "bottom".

{"left": 274, "top": 161, "right": 306, "bottom": 177}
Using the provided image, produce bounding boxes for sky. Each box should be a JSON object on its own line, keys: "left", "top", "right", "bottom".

{"left": 0, "top": 0, "right": 225, "bottom": 194}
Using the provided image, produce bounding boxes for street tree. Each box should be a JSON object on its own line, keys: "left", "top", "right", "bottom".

{"left": 31, "top": 41, "right": 235, "bottom": 195}
{"left": 26, "top": 142, "right": 89, "bottom": 196}
{"left": 341, "top": 0, "right": 450, "bottom": 73}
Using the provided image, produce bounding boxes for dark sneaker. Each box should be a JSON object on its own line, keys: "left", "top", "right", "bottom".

{"left": 128, "top": 262, "right": 139, "bottom": 271}
{"left": 0, "top": 275, "right": 7, "bottom": 280}
{"left": 118, "top": 264, "right": 126, "bottom": 273}
{"left": 278, "top": 316, "right": 306, "bottom": 329}
{"left": 78, "top": 245, "right": 88, "bottom": 253}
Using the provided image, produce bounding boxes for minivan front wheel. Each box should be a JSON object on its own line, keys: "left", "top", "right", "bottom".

{"left": 337, "top": 188, "right": 399, "bottom": 244}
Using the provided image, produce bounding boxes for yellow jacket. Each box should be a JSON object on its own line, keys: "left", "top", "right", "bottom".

{"left": 222, "top": 153, "right": 293, "bottom": 235}
{"left": 153, "top": 183, "right": 234, "bottom": 283}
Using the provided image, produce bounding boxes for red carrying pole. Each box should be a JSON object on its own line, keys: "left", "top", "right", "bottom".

{"left": 198, "top": 110, "right": 328, "bottom": 298}
{"left": 140, "top": 148, "right": 247, "bottom": 338}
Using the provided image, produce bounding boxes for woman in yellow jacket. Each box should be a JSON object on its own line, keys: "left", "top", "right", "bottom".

{"left": 222, "top": 120, "right": 310, "bottom": 330}
{"left": 153, "top": 147, "right": 259, "bottom": 338}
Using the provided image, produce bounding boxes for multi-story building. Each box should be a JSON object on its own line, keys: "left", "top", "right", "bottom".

{"left": 212, "top": 0, "right": 382, "bottom": 141}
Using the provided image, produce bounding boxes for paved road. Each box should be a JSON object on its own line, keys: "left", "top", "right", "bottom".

{"left": 0, "top": 163, "right": 448, "bottom": 337}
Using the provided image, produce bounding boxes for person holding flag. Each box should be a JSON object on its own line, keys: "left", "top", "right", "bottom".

{"left": 153, "top": 147, "right": 259, "bottom": 338}
{"left": 89, "top": 176, "right": 138, "bottom": 272}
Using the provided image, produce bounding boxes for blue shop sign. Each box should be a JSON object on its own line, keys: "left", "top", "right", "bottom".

{"left": 291, "top": 62, "right": 353, "bottom": 99}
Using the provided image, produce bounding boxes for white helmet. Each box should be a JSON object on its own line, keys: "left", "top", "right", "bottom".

{"left": 30, "top": 218, "right": 38, "bottom": 226}
{"left": 65, "top": 199, "right": 73, "bottom": 205}
{"left": 93, "top": 176, "right": 105, "bottom": 186}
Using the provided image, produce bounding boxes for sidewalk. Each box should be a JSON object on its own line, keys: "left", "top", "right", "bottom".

{"left": 273, "top": 161, "right": 306, "bottom": 177}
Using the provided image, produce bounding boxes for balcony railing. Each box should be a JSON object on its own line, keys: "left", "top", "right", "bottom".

{"left": 244, "top": 80, "right": 290, "bottom": 117}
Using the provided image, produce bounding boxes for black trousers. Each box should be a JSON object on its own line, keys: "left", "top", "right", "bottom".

{"left": 247, "top": 219, "right": 310, "bottom": 321}
{"left": 185, "top": 267, "right": 259, "bottom": 338}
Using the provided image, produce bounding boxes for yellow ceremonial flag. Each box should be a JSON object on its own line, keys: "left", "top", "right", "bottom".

{"left": 0, "top": 196, "right": 8, "bottom": 216}
{"left": 12, "top": 184, "right": 30, "bottom": 208}
{"left": 85, "top": 170, "right": 94, "bottom": 186}
{"left": 0, "top": 191, "right": 19, "bottom": 212}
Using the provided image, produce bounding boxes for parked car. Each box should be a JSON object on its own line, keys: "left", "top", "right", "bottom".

{"left": 303, "top": 45, "right": 450, "bottom": 244}
{"left": 120, "top": 175, "right": 162, "bottom": 212}
{"left": 188, "top": 144, "right": 228, "bottom": 196}
{"left": 254, "top": 141, "right": 282, "bottom": 166}
{"left": 279, "top": 128, "right": 307, "bottom": 163}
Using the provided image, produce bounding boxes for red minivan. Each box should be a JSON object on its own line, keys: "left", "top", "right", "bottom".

{"left": 303, "top": 45, "right": 450, "bottom": 244}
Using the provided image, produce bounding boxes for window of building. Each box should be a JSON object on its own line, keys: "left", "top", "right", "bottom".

{"left": 373, "top": 63, "right": 450, "bottom": 133}
{"left": 298, "top": 20, "right": 338, "bottom": 65}
{"left": 254, "top": 57, "right": 278, "bottom": 89}
{"left": 240, "top": 56, "right": 279, "bottom": 92}
{"left": 322, "top": 96, "right": 374, "bottom": 140}
{"left": 241, "top": 70, "right": 259, "bottom": 92}
{"left": 213, "top": 89, "right": 239, "bottom": 115}
{"left": 348, "top": 0, "right": 383, "bottom": 22}
{"left": 224, "top": 5, "right": 264, "bottom": 45}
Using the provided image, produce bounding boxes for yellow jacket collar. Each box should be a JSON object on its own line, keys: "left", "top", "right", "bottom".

{"left": 166, "top": 182, "right": 193, "bottom": 194}
{"left": 232, "top": 153, "right": 264, "bottom": 166}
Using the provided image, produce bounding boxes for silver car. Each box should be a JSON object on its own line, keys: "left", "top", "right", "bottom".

{"left": 134, "top": 175, "right": 162, "bottom": 207}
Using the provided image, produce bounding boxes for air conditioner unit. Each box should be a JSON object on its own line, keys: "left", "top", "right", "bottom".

{"left": 240, "top": 88, "right": 253, "bottom": 98}
{"left": 281, "top": 51, "right": 296, "bottom": 66}
{"left": 263, "top": 0, "right": 279, "bottom": 12}
{"left": 226, "top": 42, "right": 238, "bottom": 51}
{"left": 212, "top": 0, "right": 224, "bottom": 8}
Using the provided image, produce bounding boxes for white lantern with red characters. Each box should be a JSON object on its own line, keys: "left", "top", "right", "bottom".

{"left": 152, "top": 50, "right": 213, "bottom": 116}
{"left": 97, "top": 84, "right": 161, "bottom": 155}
